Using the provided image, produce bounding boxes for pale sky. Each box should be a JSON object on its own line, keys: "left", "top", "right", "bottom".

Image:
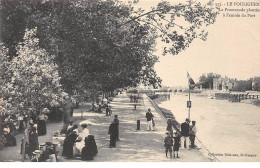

{"left": 132, "top": 0, "right": 260, "bottom": 87}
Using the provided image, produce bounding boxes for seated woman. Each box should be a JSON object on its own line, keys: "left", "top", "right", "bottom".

{"left": 75, "top": 122, "right": 89, "bottom": 154}
{"left": 81, "top": 135, "right": 98, "bottom": 161}
{"left": 3, "top": 124, "right": 16, "bottom": 146}
{"left": 62, "top": 124, "right": 78, "bottom": 159}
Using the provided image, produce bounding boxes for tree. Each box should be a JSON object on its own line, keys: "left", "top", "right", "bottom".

{"left": 199, "top": 73, "right": 221, "bottom": 89}
{"left": 1, "top": 0, "right": 219, "bottom": 94}
{"left": 0, "top": 28, "right": 67, "bottom": 116}
{"left": 233, "top": 79, "right": 252, "bottom": 92}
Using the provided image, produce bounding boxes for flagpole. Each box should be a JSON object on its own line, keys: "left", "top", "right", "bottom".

{"left": 188, "top": 86, "right": 190, "bottom": 120}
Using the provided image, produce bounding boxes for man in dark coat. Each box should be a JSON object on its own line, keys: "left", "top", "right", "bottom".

{"left": 81, "top": 135, "right": 98, "bottom": 161}
{"left": 114, "top": 115, "right": 119, "bottom": 141}
{"left": 146, "top": 108, "right": 154, "bottom": 131}
{"left": 180, "top": 118, "right": 190, "bottom": 149}
{"left": 62, "top": 125, "right": 78, "bottom": 159}
{"left": 108, "top": 120, "right": 117, "bottom": 148}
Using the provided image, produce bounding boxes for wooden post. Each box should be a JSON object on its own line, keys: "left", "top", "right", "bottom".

{"left": 253, "top": 95, "right": 255, "bottom": 99}
{"left": 21, "top": 137, "right": 26, "bottom": 162}
{"left": 257, "top": 95, "right": 259, "bottom": 99}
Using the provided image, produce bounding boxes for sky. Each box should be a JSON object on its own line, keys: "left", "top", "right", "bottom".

{"left": 131, "top": 0, "right": 260, "bottom": 87}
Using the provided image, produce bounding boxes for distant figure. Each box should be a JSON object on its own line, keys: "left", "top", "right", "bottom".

{"left": 114, "top": 115, "right": 120, "bottom": 141}
{"left": 180, "top": 118, "right": 190, "bottom": 149}
{"left": 173, "top": 131, "right": 181, "bottom": 158}
{"left": 108, "top": 106, "right": 112, "bottom": 116}
{"left": 145, "top": 108, "right": 154, "bottom": 131}
{"left": 81, "top": 135, "right": 98, "bottom": 161}
{"left": 105, "top": 106, "right": 109, "bottom": 116}
{"left": 97, "top": 105, "right": 102, "bottom": 113}
{"left": 133, "top": 95, "right": 137, "bottom": 103}
{"left": 189, "top": 121, "right": 197, "bottom": 148}
{"left": 108, "top": 120, "right": 117, "bottom": 148}
{"left": 130, "top": 94, "right": 133, "bottom": 102}
{"left": 62, "top": 124, "right": 78, "bottom": 158}
{"left": 166, "top": 118, "right": 173, "bottom": 137}
{"left": 164, "top": 131, "right": 173, "bottom": 158}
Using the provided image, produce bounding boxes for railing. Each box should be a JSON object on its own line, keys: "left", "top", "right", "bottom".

{"left": 228, "top": 94, "right": 260, "bottom": 102}
{"left": 146, "top": 94, "right": 220, "bottom": 162}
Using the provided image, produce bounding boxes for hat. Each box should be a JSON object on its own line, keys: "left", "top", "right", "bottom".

{"left": 185, "top": 118, "right": 190, "bottom": 122}
{"left": 79, "top": 121, "right": 88, "bottom": 126}
{"left": 165, "top": 131, "right": 170, "bottom": 134}
{"left": 33, "top": 150, "right": 42, "bottom": 155}
{"left": 192, "top": 121, "right": 196, "bottom": 124}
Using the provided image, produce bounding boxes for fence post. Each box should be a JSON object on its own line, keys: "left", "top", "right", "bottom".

{"left": 137, "top": 120, "right": 140, "bottom": 130}
{"left": 21, "top": 137, "right": 26, "bottom": 162}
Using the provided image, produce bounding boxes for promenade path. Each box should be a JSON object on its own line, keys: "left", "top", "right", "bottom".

{"left": 0, "top": 92, "right": 210, "bottom": 162}
{"left": 65, "top": 92, "right": 210, "bottom": 162}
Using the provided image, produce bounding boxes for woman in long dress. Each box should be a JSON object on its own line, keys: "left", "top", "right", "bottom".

{"left": 37, "top": 109, "right": 48, "bottom": 136}
{"left": 81, "top": 135, "right": 98, "bottom": 161}
{"left": 62, "top": 125, "right": 78, "bottom": 158}
{"left": 28, "top": 125, "right": 39, "bottom": 158}
{"left": 75, "top": 123, "right": 89, "bottom": 153}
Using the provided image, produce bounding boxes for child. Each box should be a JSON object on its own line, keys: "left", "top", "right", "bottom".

{"left": 173, "top": 131, "right": 181, "bottom": 158}
{"left": 164, "top": 131, "right": 173, "bottom": 158}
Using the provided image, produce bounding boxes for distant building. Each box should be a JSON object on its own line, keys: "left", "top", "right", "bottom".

{"left": 213, "top": 77, "right": 237, "bottom": 91}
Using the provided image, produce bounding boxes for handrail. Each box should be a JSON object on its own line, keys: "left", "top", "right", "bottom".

{"left": 146, "top": 94, "right": 220, "bottom": 162}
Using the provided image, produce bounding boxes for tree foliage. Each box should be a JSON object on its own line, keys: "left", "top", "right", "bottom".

{"left": 199, "top": 73, "right": 221, "bottom": 89}
{"left": 1, "top": 0, "right": 219, "bottom": 94}
{"left": 0, "top": 28, "right": 67, "bottom": 116}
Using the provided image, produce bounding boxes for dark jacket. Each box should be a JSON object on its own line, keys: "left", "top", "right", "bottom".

{"left": 181, "top": 122, "right": 190, "bottom": 136}
{"left": 108, "top": 122, "right": 117, "bottom": 135}
{"left": 146, "top": 112, "right": 154, "bottom": 121}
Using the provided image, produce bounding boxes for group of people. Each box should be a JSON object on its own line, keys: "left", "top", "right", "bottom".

{"left": 164, "top": 118, "right": 197, "bottom": 159}
{"left": 22, "top": 108, "right": 49, "bottom": 159}
{"left": 1, "top": 108, "right": 48, "bottom": 151}
{"left": 180, "top": 118, "right": 197, "bottom": 149}
{"left": 62, "top": 121, "right": 98, "bottom": 161}
{"left": 130, "top": 94, "right": 139, "bottom": 103}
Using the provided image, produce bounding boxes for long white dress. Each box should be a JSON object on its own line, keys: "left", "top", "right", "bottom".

{"left": 75, "top": 128, "right": 89, "bottom": 152}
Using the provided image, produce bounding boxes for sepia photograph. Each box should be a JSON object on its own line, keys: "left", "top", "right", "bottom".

{"left": 0, "top": 0, "right": 259, "bottom": 164}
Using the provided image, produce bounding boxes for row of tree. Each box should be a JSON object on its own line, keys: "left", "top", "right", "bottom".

{"left": 1, "top": 0, "right": 219, "bottom": 115}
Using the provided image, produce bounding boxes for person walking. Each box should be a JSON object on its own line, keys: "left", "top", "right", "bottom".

{"left": 146, "top": 108, "right": 154, "bottom": 131}
{"left": 108, "top": 120, "right": 117, "bottom": 148}
{"left": 189, "top": 121, "right": 197, "bottom": 148}
{"left": 173, "top": 131, "right": 181, "bottom": 158}
{"left": 180, "top": 118, "right": 190, "bottom": 149}
{"left": 114, "top": 115, "right": 119, "bottom": 141}
{"left": 164, "top": 131, "right": 173, "bottom": 158}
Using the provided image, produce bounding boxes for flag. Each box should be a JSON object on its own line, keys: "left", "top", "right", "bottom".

{"left": 187, "top": 72, "right": 195, "bottom": 90}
